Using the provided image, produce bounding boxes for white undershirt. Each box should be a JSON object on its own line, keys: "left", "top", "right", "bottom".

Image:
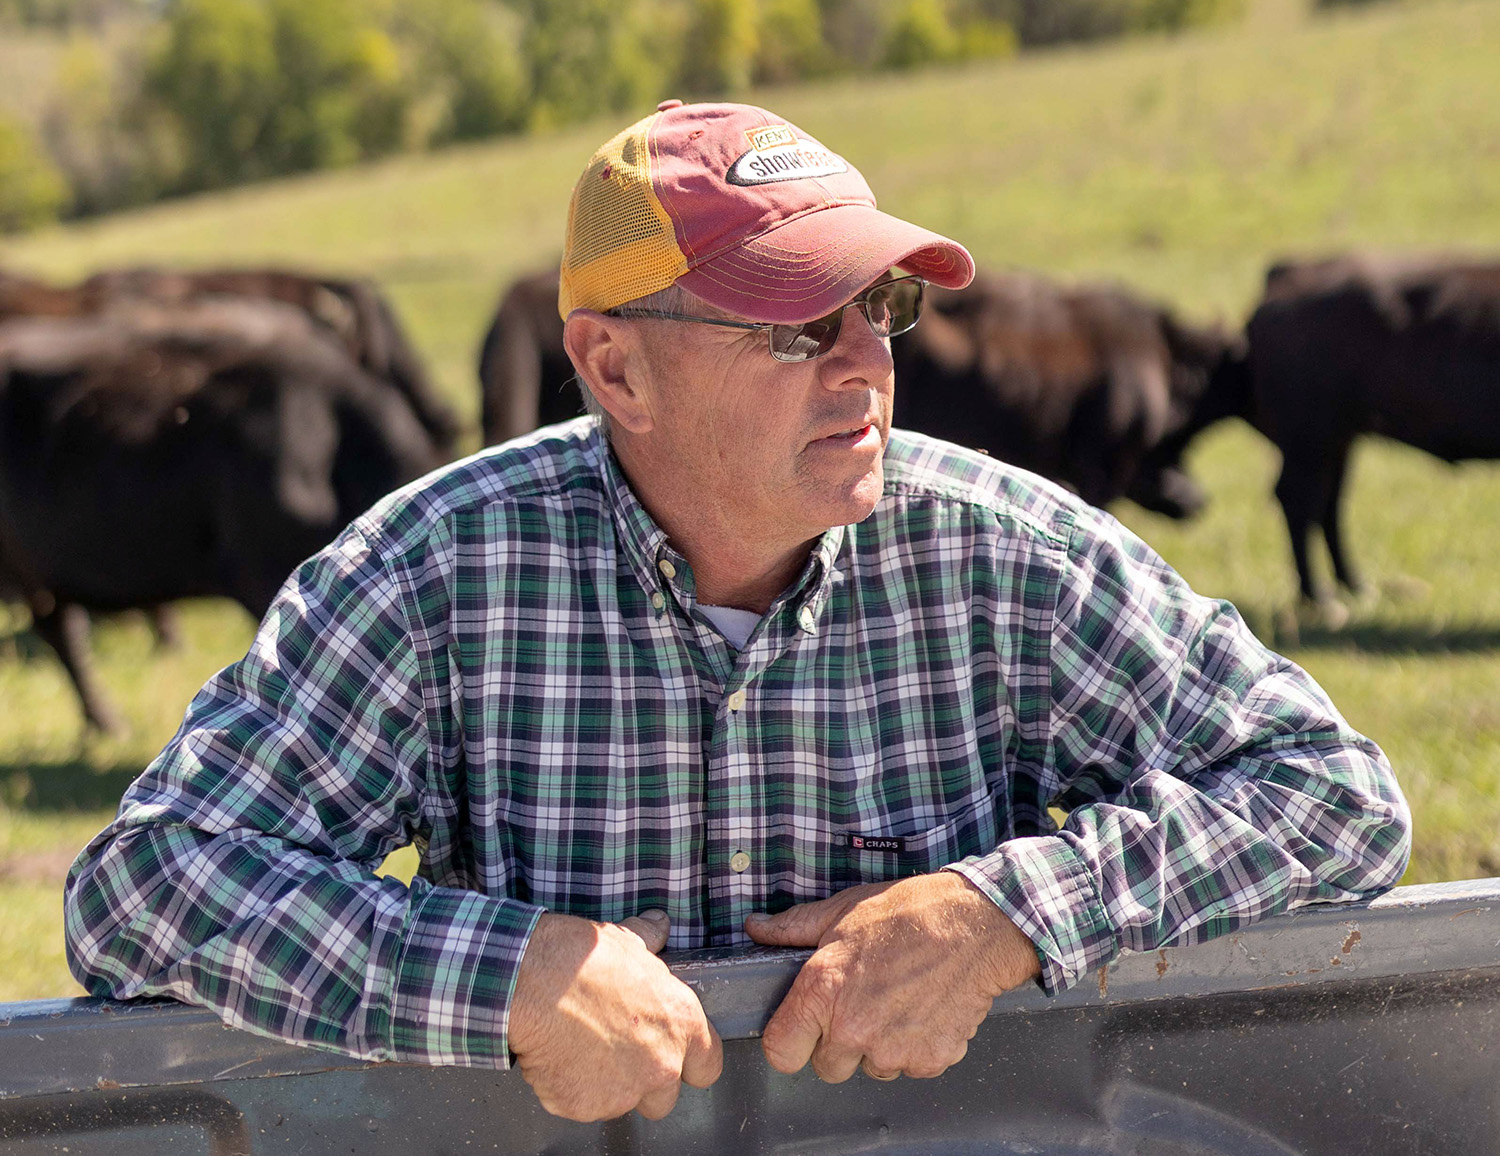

{"left": 699, "top": 604, "right": 762, "bottom": 650}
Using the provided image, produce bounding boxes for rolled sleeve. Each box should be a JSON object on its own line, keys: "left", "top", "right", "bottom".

{"left": 64, "top": 523, "right": 543, "bottom": 1068}
{"left": 956, "top": 503, "right": 1411, "bottom": 995}
{"left": 948, "top": 836, "right": 1112, "bottom": 995}
{"left": 390, "top": 886, "right": 544, "bottom": 1066}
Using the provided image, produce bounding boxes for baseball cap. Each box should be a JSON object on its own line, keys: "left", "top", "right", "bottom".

{"left": 558, "top": 99, "right": 975, "bottom": 324}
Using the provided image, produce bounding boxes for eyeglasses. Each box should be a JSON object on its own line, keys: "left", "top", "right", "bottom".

{"left": 608, "top": 275, "right": 927, "bottom": 363}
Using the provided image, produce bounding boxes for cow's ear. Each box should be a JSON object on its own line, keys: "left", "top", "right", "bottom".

{"left": 563, "top": 309, "right": 655, "bottom": 434}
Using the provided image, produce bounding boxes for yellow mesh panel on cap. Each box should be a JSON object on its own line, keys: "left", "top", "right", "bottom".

{"left": 558, "top": 113, "right": 689, "bottom": 319}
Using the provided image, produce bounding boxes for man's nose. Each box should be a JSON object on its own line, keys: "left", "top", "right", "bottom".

{"left": 817, "top": 303, "right": 895, "bottom": 389}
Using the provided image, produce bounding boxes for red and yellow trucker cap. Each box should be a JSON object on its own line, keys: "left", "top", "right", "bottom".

{"left": 558, "top": 100, "right": 975, "bottom": 324}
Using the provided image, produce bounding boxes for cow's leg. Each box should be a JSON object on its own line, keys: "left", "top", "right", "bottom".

{"left": 1273, "top": 454, "right": 1327, "bottom": 604}
{"left": 30, "top": 598, "right": 123, "bottom": 735}
{"left": 1321, "top": 439, "right": 1363, "bottom": 596}
{"left": 149, "top": 604, "right": 184, "bottom": 652}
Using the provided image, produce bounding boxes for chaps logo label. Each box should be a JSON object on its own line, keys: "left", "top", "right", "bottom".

{"left": 727, "top": 126, "right": 849, "bottom": 187}
{"left": 841, "top": 833, "right": 909, "bottom": 854}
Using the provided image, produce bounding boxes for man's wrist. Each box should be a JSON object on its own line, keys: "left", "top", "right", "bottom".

{"left": 508, "top": 912, "right": 593, "bottom": 1057}
{"left": 937, "top": 869, "right": 1044, "bottom": 993}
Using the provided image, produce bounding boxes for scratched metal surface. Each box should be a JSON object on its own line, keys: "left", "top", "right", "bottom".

{"left": 1, "top": 879, "right": 1497, "bottom": 1154}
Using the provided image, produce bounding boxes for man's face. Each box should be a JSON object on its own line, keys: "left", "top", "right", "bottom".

{"left": 629, "top": 285, "right": 897, "bottom": 550}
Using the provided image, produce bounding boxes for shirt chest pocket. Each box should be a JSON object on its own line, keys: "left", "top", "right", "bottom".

{"left": 837, "top": 791, "right": 1001, "bottom": 886}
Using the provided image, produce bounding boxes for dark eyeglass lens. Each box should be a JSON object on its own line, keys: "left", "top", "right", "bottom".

{"left": 866, "top": 280, "right": 921, "bottom": 336}
{"left": 769, "top": 312, "right": 842, "bottom": 361}
{"left": 864, "top": 291, "right": 896, "bottom": 335}
{"left": 766, "top": 278, "right": 924, "bottom": 361}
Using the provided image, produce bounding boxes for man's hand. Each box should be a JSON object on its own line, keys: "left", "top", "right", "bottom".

{"left": 745, "top": 872, "right": 1041, "bottom": 1082}
{"left": 508, "top": 909, "right": 723, "bottom": 1121}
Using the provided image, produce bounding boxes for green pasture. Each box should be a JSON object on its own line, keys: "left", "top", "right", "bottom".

{"left": 3, "top": 0, "right": 1500, "bottom": 1000}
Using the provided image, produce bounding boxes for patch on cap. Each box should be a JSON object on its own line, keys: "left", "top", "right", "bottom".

{"left": 726, "top": 125, "right": 850, "bottom": 187}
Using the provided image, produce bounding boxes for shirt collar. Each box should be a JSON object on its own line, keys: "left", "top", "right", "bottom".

{"left": 596, "top": 429, "right": 674, "bottom": 603}
{"left": 594, "top": 426, "right": 848, "bottom": 619}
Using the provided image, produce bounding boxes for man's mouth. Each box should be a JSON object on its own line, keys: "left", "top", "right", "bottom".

{"left": 812, "top": 420, "right": 879, "bottom": 447}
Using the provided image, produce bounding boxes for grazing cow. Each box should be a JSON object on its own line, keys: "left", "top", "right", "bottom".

{"left": 476, "top": 267, "right": 1238, "bottom": 521}
{"left": 1, "top": 266, "right": 456, "bottom": 661}
{"left": 891, "top": 272, "right": 1242, "bottom": 518}
{"left": 0, "top": 298, "right": 443, "bottom": 732}
{"left": 77, "top": 266, "right": 462, "bottom": 452}
{"left": 1233, "top": 256, "right": 1500, "bottom": 603}
{"left": 477, "top": 267, "right": 579, "bottom": 446}
{"left": 1261, "top": 252, "right": 1470, "bottom": 303}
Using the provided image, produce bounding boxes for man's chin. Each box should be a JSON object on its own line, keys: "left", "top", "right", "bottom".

{"left": 827, "top": 465, "right": 886, "bottom": 527}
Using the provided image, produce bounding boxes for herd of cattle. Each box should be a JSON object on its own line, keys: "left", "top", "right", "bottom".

{"left": 3, "top": 253, "right": 1498, "bottom": 730}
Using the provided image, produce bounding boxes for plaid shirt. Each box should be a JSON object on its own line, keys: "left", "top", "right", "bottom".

{"left": 65, "top": 420, "right": 1411, "bottom": 1069}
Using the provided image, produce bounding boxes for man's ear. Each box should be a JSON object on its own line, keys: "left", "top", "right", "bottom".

{"left": 563, "top": 310, "right": 655, "bottom": 434}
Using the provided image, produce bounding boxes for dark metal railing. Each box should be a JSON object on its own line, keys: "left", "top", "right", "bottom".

{"left": 2, "top": 878, "right": 1497, "bottom": 1154}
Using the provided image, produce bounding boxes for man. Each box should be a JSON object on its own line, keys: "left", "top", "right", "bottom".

{"left": 65, "top": 101, "right": 1411, "bottom": 1124}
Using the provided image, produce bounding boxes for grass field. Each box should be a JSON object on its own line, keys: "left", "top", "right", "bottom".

{"left": 2, "top": 0, "right": 1499, "bottom": 1000}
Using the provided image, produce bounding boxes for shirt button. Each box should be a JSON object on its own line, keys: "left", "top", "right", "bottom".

{"left": 651, "top": 592, "right": 665, "bottom": 611}
{"left": 729, "top": 850, "right": 751, "bottom": 873}
{"left": 798, "top": 605, "right": 816, "bottom": 632}
{"left": 658, "top": 558, "right": 677, "bottom": 580}
{"left": 726, "top": 689, "right": 747, "bottom": 712}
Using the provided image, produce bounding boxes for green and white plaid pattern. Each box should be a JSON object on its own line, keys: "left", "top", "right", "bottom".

{"left": 65, "top": 420, "right": 1411, "bottom": 1069}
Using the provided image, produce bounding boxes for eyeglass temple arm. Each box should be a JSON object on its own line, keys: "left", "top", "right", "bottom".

{"left": 609, "top": 277, "right": 925, "bottom": 330}
{"left": 607, "top": 310, "right": 770, "bottom": 333}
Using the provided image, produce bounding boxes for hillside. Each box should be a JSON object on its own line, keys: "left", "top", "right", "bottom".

{"left": 6, "top": 0, "right": 1500, "bottom": 421}
{"left": 1, "top": 0, "right": 1499, "bottom": 997}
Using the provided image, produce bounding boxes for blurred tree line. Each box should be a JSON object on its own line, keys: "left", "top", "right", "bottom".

{"left": 0, "top": 0, "right": 1242, "bottom": 232}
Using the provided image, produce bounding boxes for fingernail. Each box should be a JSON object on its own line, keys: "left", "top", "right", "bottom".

{"left": 745, "top": 912, "right": 769, "bottom": 925}
{"left": 640, "top": 908, "right": 668, "bottom": 925}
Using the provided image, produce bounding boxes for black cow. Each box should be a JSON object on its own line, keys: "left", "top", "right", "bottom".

{"left": 891, "top": 272, "right": 1242, "bottom": 518}
{"left": 476, "top": 267, "right": 1238, "bottom": 520}
{"left": 477, "top": 267, "right": 579, "bottom": 446}
{"left": 0, "top": 298, "right": 443, "bottom": 732}
{"left": 1261, "top": 252, "right": 1470, "bottom": 303}
{"left": 78, "top": 266, "right": 462, "bottom": 453}
{"left": 1233, "top": 256, "right": 1500, "bottom": 603}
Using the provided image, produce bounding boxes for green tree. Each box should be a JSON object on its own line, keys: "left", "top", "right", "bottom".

{"left": 817, "top": 0, "right": 887, "bottom": 69}
{"left": 0, "top": 0, "right": 148, "bottom": 29}
{"left": 0, "top": 113, "right": 68, "bottom": 233}
{"left": 678, "top": 0, "right": 759, "bottom": 96}
{"left": 953, "top": 17, "right": 1016, "bottom": 61}
{"left": 392, "top": 0, "right": 529, "bottom": 143}
{"left": 521, "top": 0, "right": 676, "bottom": 131}
{"left": 1133, "top": 0, "right": 1245, "bottom": 31}
{"left": 261, "top": 0, "right": 406, "bottom": 171}
{"left": 148, "top": 0, "right": 411, "bottom": 192}
{"left": 147, "top": 0, "right": 279, "bottom": 189}
{"left": 41, "top": 36, "right": 179, "bottom": 215}
{"left": 753, "top": 0, "right": 835, "bottom": 85}
{"left": 881, "top": 0, "right": 959, "bottom": 70}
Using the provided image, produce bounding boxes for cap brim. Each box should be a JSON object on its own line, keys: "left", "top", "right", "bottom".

{"left": 675, "top": 203, "right": 975, "bottom": 324}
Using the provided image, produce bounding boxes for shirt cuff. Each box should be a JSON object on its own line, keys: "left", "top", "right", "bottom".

{"left": 944, "top": 835, "right": 1116, "bottom": 996}
{"left": 388, "top": 884, "right": 546, "bottom": 1067}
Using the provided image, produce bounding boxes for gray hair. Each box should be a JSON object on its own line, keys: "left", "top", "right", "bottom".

{"left": 575, "top": 282, "right": 697, "bottom": 435}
